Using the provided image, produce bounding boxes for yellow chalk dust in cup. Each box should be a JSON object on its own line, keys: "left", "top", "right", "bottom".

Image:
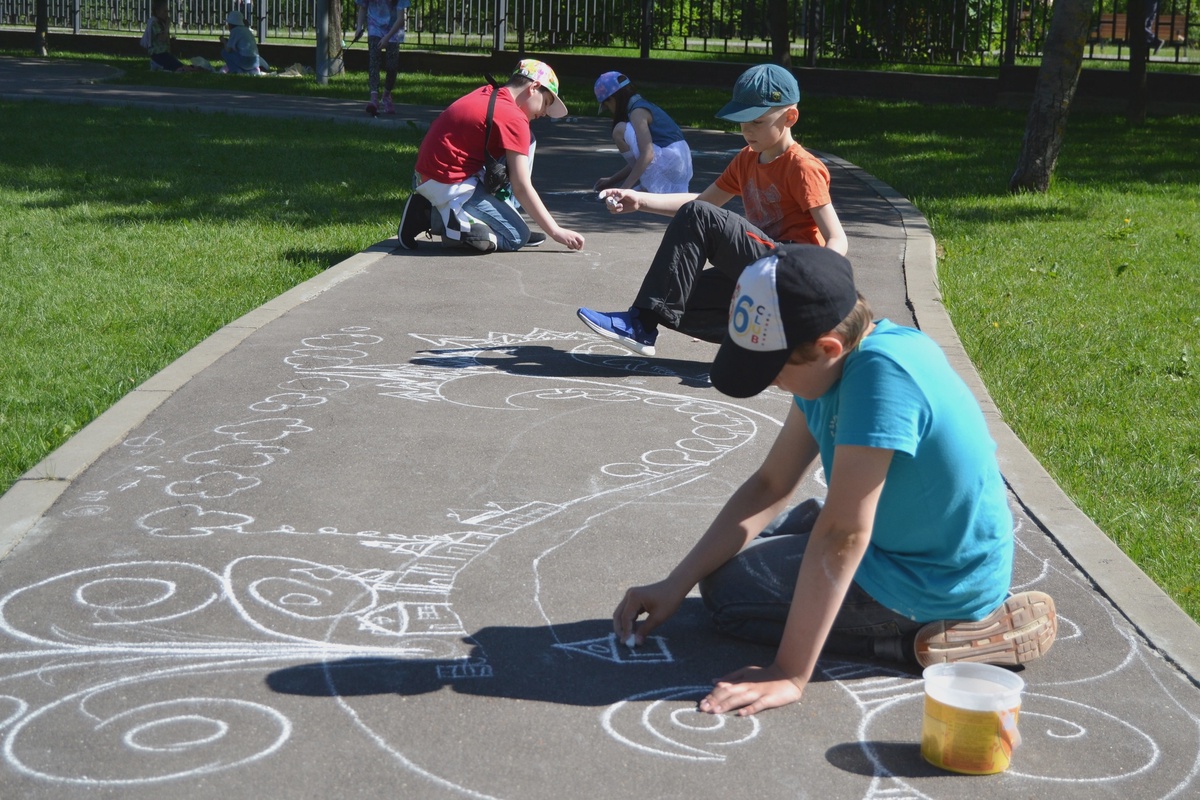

{"left": 920, "top": 662, "right": 1024, "bottom": 775}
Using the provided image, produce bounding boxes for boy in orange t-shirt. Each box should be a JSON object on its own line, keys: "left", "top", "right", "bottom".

{"left": 577, "top": 64, "right": 847, "bottom": 356}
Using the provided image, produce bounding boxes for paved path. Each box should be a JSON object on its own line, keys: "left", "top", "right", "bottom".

{"left": 2, "top": 56, "right": 1199, "bottom": 799}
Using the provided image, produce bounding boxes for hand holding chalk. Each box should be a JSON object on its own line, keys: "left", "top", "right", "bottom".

{"left": 613, "top": 579, "right": 683, "bottom": 653}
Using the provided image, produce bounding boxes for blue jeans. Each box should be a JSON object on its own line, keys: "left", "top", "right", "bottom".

{"left": 150, "top": 52, "right": 186, "bottom": 71}
{"left": 698, "top": 499, "right": 922, "bottom": 662}
{"left": 460, "top": 182, "right": 530, "bottom": 252}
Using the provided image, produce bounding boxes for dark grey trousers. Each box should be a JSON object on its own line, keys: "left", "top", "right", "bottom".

{"left": 632, "top": 200, "right": 778, "bottom": 343}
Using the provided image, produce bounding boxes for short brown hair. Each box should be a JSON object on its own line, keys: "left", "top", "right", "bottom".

{"left": 787, "top": 293, "right": 873, "bottom": 364}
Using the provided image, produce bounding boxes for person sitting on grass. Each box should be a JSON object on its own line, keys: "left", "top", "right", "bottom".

{"left": 593, "top": 71, "right": 693, "bottom": 195}
{"left": 613, "top": 244, "right": 1057, "bottom": 716}
{"left": 220, "top": 10, "right": 269, "bottom": 75}
{"left": 397, "top": 60, "right": 585, "bottom": 254}
{"left": 140, "top": 0, "right": 203, "bottom": 73}
{"left": 577, "top": 63, "right": 847, "bottom": 357}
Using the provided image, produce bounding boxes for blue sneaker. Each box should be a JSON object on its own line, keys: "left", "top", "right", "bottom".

{"left": 577, "top": 307, "right": 657, "bottom": 356}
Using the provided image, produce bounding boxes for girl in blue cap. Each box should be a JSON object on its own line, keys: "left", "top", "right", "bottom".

{"left": 593, "top": 72, "right": 693, "bottom": 194}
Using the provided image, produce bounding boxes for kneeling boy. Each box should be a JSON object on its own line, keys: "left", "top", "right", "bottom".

{"left": 613, "top": 245, "right": 1056, "bottom": 716}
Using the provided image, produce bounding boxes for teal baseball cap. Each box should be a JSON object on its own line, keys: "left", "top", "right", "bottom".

{"left": 716, "top": 63, "right": 801, "bottom": 123}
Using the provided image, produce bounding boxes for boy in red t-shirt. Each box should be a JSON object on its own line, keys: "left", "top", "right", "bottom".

{"left": 398, "top": 59, "right": 585, "bottom": 254}
{"left": 577, "top": 63, "right": 847, "bottom": 355}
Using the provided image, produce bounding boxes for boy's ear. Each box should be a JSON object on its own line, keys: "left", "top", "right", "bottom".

{"left": 785, "top": 106, "right": 800, "bottom": 126}
{"left": 814, "top": 333, "right": 846, "bottom": 359}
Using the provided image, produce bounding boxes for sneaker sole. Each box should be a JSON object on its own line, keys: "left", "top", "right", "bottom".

{"left": 915, "top": 591, "right": 1056, "bottom": 668}
{"left": 397, "top": 194, "right": 430, "bottom": 250}
{"left": 576, "top": 310, "right": 656, "bottom": 357}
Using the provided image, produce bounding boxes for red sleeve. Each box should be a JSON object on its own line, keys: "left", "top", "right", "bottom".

{"left": 491, "top": 91, "right": 532, "bottom": 158}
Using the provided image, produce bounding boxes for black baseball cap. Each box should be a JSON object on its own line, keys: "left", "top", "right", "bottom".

{"left": 710, "top": 245, "right": 857, "bottom": 398}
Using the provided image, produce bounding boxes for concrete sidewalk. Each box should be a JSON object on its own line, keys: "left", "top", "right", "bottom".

{"left": 2, "top": 56, "right": 1199, "bottom": 799}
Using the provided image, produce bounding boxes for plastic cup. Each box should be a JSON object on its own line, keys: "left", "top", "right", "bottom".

{"left": 920, "top": 662, "right": 1025, "bottom": 775}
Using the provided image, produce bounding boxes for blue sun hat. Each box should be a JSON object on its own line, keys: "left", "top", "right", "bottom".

{"left": 716, "top": 63, "right": 801, "bottom": 123}
{"left": 594, "top": 71, "right": 631, "bottom": 112}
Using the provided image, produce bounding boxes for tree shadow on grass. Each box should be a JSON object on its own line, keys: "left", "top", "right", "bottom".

{"left": 2, "top": 103, "right": 420, "bottom": 230}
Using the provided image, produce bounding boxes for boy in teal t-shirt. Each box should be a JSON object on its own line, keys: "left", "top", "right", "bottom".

{"left": 613, "top": 244, "right": 1057, "bottom": 717}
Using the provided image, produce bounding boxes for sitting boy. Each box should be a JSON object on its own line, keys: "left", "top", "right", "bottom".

{"left": 613, "top": 245, "right": 1057, "bottom": 716}
{"left": 398, "top": 60, "right": 585, "bottom": 254}
{"left": 578, "top": 63, "right": 847, "bottom": 356}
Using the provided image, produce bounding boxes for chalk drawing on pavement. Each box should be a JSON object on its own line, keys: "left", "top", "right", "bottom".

{"left": 0, "top": 324, "right": 1196, "bottom": 798}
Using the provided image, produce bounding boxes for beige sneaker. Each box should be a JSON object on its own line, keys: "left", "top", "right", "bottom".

{"left": 915, "top": 591, "right": 1057, "bottom": 668}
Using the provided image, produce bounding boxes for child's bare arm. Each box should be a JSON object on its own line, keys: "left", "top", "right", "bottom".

{"left": 811, "top": 202, "right": 848, "bottom": 255}
{"left": 599, "top": 181, "right": 732, "bottom": 217}
{"left": 700, "top": 444, "right": 892, "bottom": 716}
{"left": 507, "top": 151, "right": 585, "bottom": 250}
{"left": 381, "top": 7, "right": 406, "bottom": 40}
{"left": 619, "top": 109, "right": 657, "bottom": 190}
{"left": 614, "top": 404, "right": 819, "bottom": 644}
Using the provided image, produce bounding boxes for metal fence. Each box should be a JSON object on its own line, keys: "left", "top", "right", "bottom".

{"left": 1, "top": 0, "right": 1193, "bottom": 66}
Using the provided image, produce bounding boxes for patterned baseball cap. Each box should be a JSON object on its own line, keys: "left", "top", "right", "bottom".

{"left": 594, "top": 71, "right": 631, "bottom": 112}
{"left": 513, "top": 59, "right": 568, "bottom": 118}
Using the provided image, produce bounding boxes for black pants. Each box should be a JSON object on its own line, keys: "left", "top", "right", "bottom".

{"left": 632, "top": 200, "right": 778, "bottom": 343}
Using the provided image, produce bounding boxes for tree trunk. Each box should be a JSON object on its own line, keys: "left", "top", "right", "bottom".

{"left": 326, "top": 0, "right": 345, "bottom": 77}
{"left": 34, "top": 0, "right": 48, "bottom": 56}
{"left": 1127, "top": 0, "right": 1149, "bottom": 126}
{"left": 769, "top": 0, "right": 791, "bottom": 68}
{"left": 1008, "top": 0, "right": 1094, "bottom": 193}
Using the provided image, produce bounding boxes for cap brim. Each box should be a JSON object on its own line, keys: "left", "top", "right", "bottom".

{"left": 715, "top": 101, "right": 770, "bottom": 123}
{"left": 709, "top": 337, "right": 791, "bottom": 399}
{"left": 547, "top": 95, "right": 568, "bottom": 118}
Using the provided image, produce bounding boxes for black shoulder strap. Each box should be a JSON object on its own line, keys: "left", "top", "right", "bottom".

{"left": 483, "top": 79, "right": 501, "bottom": 158}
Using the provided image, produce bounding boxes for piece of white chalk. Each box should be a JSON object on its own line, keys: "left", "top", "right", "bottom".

{"left": 605, "top": 194, "right": 620, "bottom": 209}
{"left": 625, "top": 634, "right": 637, "bottom": 649}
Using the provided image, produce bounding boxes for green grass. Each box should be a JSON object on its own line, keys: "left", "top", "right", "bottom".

{"left": 0, "top": 101, "right": 420, "bottom": 487}
{"left": 0, "top": 53, "right": 1197, "bottom": 624}
{"left": 808, "top": 101, "right": 1200, "bottom": 621}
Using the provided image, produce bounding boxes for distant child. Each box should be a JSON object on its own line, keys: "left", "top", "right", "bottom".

{"left": 614, "top": 244, "right": 1058, "bottom": 717}
{"left": 220, "top": 10, "right": 268, "bottom": 75}
{"left": 356, "top": 0, "right": 409, "bottom": 116}
{"left": 140, "top": 0, "right": 200, "bottom": 73}
{"left": 577, "top": 63, "right": 847, "bottom": 356}
{"left": 593, "top": 71, "right": 693, "bottom": 194}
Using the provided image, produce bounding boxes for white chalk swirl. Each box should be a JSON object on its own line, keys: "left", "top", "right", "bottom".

{"left": 601, "top": 685, "right": 761, "bottom": 761}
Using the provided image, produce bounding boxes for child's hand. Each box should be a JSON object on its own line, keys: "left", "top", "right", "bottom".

{"left": 593, "top": 176, "right": 617, "bottom": 191}
{"left": 550, "top": 227, "right": 585, "bottom": 251}
{"left": 613, "top": 579, "right": 685, "bottom": 646}
{"left": 698, "top": 663, "right": 805, "bottom": 716}
{"left": 598, "top": 189, "right": 636, "bottom": 214}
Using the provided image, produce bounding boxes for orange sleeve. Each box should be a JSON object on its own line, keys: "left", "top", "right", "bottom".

{"left": 713, "top": 147, "right": 754, "bottom": 196}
